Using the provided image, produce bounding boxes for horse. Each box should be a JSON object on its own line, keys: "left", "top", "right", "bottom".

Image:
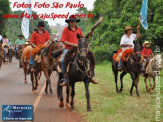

{"left": 21, "top": 45, "right": 34, "bottom": 84}
{"left": 0, "top": 42, "right": 4, "bottom": 68}
{"left": 112, "top": 41, "right": 142, "bottom": 97}
{"left": 143, "top": 54, "right": 162, "bottom": 94}
{"left": 31, "top": 41, "right": 62, "bottom": 94}
{"left": 7, "top": 48, "right": 15, "bottom": 63}
{"left": 57, "top": 34, "right": 96, "bottom": 112}
{"left": 17, "top": 44, "right": 25, "bottom": 68}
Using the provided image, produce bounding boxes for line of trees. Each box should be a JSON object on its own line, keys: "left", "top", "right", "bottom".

{"left": 77, "top": 0, "right": 163, "bottom": 62}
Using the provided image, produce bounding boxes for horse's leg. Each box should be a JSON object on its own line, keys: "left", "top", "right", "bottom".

{"left": 45, "top": 79, "right": 48, "bottom": 94}
{"left": 48, "top": 71, "right": 53, "bottom": 94}
{"left": 34, "top": 70, "right": 39, "bottom": 91}
{"left": 148, "top": 76, "right": 153, "bottom": 94}
{"left": 66, "top": 85, "right": 71, "bottom": 110}
{"left": 152, "top": 76, "right": 156, "bottom": 90}
{"left": 131, "top": 73, "right": 140, "bottom": 97}
{"left": 144, "top": 77, "right": 149, "bottom": 92}
{"left": 119, "top": 71, "right": 127, "bottom": 93}
{"left": 114, "top": 70, "right": 119, "bottom": 93}
{"left": 30, "top": 70, "right": 35, "bottom": 94}
{"left": 130, "top": 73, "right": 135, "bottom": 96}
{"left": 70, "top": 83, "right": 75, "bottom": 110}
{"left": 84, "top": 78, "right": 91, "bottom": 112}
{"left": 58, "top": 73, "right": 64, "bottom": 108}
{"left": 24, "top": 61, "right": 27, "bottom": 84}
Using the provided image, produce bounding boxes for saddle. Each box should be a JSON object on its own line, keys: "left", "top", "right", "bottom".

{"left": 113, "top": 48, "right": 133, "bottom": 63}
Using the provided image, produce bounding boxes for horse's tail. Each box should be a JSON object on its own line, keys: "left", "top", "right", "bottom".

{"left": 57, "top": 72, "right": 62, "bottom": 99}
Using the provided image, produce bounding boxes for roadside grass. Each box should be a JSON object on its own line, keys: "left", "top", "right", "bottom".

{"left": 74, "top": 61, "right": 163, "bottom": 122}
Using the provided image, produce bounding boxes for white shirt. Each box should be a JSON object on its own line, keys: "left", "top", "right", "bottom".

{"left": 0, "top": 35, "right": 2, "bottom": 40}
{"left": 120, "top": 33, "right": 136, "bottom": 51}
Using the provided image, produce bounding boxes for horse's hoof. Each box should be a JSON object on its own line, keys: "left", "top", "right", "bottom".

{"left": 119, "top": 89, "right": 122, "bottom": 93}
{"left": 38, "top": 82, "right": 40, "bottom": 85}
{"left": 150, "top": 90, "right": 153, "bottom": 94}
{"left": 137, "top": 96, "right": 141, "bottom": 99}
{"left": 130, "top": 94, "right": 133, "bottom": 97}
{"left": 32, "top": 90, "right": 36, "bottom": 94}
{"left": 59, "top": 101, "right": 64, "bottom": 108}
{"left": 45, "top": 91, "right": 48, "bottom": 94}
{"left": 70, "top": 106, "right": 75, "bottom": 111}
{"left": 87, "top": 109, "right": 92, "bottom": 112}
{"left": 66, "top": 103, "right": 71, "bottom": 110}
{"left": 50, "top": 91, "right": 53, "bottom": 94}
{"left": 34, "top": 86, "right": 37, "bottom": 90}
{"left": 24, "top": 81, "right": 27, "bottom": 84}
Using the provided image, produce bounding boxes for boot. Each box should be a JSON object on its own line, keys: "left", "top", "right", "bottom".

{"left": 60, "top": 79, "right": 68, "bottom": 86}
{"left": 26, "top": 64, "right": 34, "bottom": 74}
{"left": 90, "top": 78, "right": 98, "bottom": 84}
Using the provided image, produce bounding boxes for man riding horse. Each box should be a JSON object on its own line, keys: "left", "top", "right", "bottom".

{"left": 15, "top": 34, "right": 26, "bottom": 57}
{"left": 117, "top": 25, "right": 141, "bottom": 70}
{"left": 27, "top": 21, "right": 51, "bottom": 73}
{"left": 60, "top": 15, "right": 98, "bottom": 86}
{"left": 2, "top": 35, "right": 10, "bottom": 62}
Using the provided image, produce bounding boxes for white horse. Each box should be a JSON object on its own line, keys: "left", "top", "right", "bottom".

{"left": 143, "top": 54, "right": 162, "bottom": 94}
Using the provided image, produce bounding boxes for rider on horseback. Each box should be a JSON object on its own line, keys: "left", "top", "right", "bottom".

{"left": 141, "top": 41, "right": 154, "bottom": 71}
{"left": 117, "top": 25, "right": 141, "bottom": 70}
{"left": 27, "top": 21, "right": 51, "bottom": 74}
{"left": 15, "top": 34, "right": 25, "bottom": 57}
{"left": 2, "top": 35, "right": 9, "bottom": 62}
{"left": 60, "top": 15, "right": 98, "bottom": 86}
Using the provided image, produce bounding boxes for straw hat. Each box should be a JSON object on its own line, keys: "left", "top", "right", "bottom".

{"left": 142, "top": 41, "right": 151, "bottom": 47}
{"left": 25, "top": 39, "right": 30, "bottom": 44}
{"left": 124, "top": 26, "right": 133, "bottom": 31}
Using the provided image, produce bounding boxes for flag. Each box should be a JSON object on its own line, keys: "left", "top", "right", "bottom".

{"left": 139, "top": 0, "right": 148, "bottom": 29}
{"left": 21, "top": 0, "right": 32, "bottom": 39}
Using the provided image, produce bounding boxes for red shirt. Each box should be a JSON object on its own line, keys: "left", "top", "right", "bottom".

{"left": 141, "top": 48, "right": 153, "bottom": 57}
{"left": 60, "top": 26, "right": 83, "bottom": 49}
{"left": 30, "top": 30, "right": 50, "bottom": 46}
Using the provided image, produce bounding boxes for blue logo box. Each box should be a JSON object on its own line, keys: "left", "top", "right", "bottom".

{"left": 2, "top": 105, "right": 33, "bottom": 121}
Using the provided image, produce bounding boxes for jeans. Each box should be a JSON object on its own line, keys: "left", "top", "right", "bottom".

{"left": 29, "top": 54, "right": 34, "bottom": 65}
{"left": 142, "top": 58, "right": 147, "bottom": 69}
{"left": 61, "top": 49, "right": 69, "bottom": 80}
{"left": 118, "top": 52, "right": 122, "bottom": 68}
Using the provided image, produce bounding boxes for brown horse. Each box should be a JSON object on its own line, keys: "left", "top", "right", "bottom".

{"left": 21, "top": 45, "right": 35, "bottom": 84}
{"left": 8, "top": 48, "right": 15, "bottom": 63}
{"left": 143, "top": 54, "right": 162, "bottom": 94}
{"left": 31, "top": 41, "right": 62, "bottom": 94}
{"left": 17, "top": 44, "right": 25, "bottom": 68}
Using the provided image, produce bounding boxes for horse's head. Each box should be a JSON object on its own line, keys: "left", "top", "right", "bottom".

{"left": 155, "top": 54, "right": 162, "bottom": 71}
{"left": 133, "top": 41, "right": 142, "bottom": 63}
{"left": 77, "top": 34, "right": 88, "bottom": 61}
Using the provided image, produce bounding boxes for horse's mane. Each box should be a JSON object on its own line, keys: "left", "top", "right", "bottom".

{"left": 64, "top": 46, "right": 96, "bottom": 69}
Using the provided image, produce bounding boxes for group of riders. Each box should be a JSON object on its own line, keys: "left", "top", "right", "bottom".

{"left": 0, "top": 15, "right": 155, "bottom": 85}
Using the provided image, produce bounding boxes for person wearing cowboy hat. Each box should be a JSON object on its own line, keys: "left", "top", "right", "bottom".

{"left": 141, "top": 41, "right": 154, "bottom": 71}
{"left": 26, "top": 21, "right": 51, "bottom": 74}
{"left": 15, "top": 34, "right": 25, "bottom": 57}
{"left": 117, "top": 25, "right": 141, "bottom": 70}
{"left": 60, "top": 15, "right": 98, "bottom": 86}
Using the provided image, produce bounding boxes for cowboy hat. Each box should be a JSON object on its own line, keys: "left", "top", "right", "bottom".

{"left": 18, "top": 34, "right": 24, "bottom": 37}
{"left": 38, "top": 21, "right": 45, "bottom": 27}
{"left": 142, "top": 41, "right": 151, "bottom": 47}
{"left": 65, "top": 15, "right": 80, "bottom": 23}
{"left": 124, "top": 26, "right": 133, "bottom": 31}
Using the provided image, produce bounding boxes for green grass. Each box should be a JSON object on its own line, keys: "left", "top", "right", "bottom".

{"left": 74, "top": 61, "right": 163, "bottom": 122}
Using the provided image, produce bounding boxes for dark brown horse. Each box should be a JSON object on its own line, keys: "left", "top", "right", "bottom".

{"left": 0, "top": 42, "right": 4, "bottom": 68}
{"left": 8, "top": 48, "right": 15, "bottom": 63}
{"left": 57, "top": 35, "right": 96, "bottom": 112}
{"left": 31, "top": 41, "right": 62, "bottom": 94}
{"left": 17, "top": 45, "right": 25, "bottom": 68}
{"left": 112, "top": 41, "right": 142, "bottom": 97}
